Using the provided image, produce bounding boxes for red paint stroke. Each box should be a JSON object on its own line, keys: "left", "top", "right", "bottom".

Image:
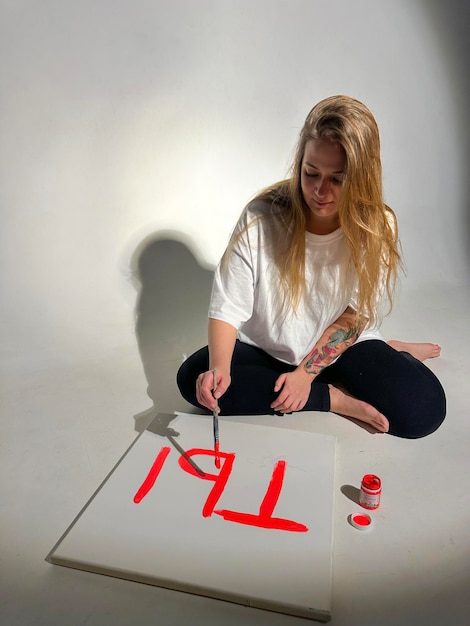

{"left": 133, "top": 446, "right": 171, "bottom": 503}
{"left": 178, "top": 448, "right": 235, "bottom": 517}
{"left": 214, "top": 460, "right": 308, "bottom": 532}
{"left": 134, "top": 446, "right": 308, "bottom": 533}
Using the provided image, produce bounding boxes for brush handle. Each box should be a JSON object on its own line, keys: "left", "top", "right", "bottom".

{"left": 212, "top": 369, "right": 220, "bottom": 468}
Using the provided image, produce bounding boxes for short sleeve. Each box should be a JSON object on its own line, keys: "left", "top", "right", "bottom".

{"left": 208, "top": 209, "right": 259, "bottom": 329}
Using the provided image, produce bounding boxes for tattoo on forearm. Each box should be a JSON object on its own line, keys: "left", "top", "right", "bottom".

{"left": 304, "top": 325, "right": 361, "bottom": 375}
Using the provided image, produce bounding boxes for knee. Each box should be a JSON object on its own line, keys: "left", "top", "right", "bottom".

{"left": 176, "top": 358, "right": 189, "bottom": 391}
{"left": 176, "top": 346, "right": 209, "bottom": 408}
{"left": 388, "top": 381, "right": 446, "bottom": 439}
{"left": 346, "top": 340, "right": 447, "bottom": 439}
{"left": 176, "top": 359, "right": 196, "bottom": 404}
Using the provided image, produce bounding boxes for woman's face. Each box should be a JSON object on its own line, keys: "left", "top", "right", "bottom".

{"left": 300, "top": 138, "right": 346, "bottom": 234}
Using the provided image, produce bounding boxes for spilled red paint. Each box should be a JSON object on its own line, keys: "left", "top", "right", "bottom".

{"left": 134, "top": 446, "right": 308, "bottom": 533}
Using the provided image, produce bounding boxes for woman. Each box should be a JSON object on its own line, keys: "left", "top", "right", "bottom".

{"left": 177, "top": 95, "right": 446, "bottom": 438}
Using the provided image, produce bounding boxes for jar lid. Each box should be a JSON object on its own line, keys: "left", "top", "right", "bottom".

{"left": 362, "top": 474, "right": 381, "bottom": 490}
{"left": 350, "top": 512, "right": 373, "bottom": 530}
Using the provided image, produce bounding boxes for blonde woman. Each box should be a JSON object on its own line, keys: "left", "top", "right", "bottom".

{"left": 177, "top": 95, "right": 445, "bottom": 438}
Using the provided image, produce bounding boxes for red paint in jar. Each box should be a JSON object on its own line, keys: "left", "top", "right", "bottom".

{"left": 351, "top": 513, "right": 372, "bottom": 529}
{"left": 359, "top": 474, "right": 381, "bottom": 510}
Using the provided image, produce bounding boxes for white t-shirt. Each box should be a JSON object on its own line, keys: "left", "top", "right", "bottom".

{"left": 209, "top": 200, "right": 383, "bottom": 365}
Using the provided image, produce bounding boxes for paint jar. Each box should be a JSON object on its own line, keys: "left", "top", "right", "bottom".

{"left": 359, "top": 474, "right": 381, "bottom": 510}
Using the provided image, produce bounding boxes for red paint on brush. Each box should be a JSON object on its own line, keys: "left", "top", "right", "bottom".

{"left": 214, "top": 442, "right": 220, "bottom": 469}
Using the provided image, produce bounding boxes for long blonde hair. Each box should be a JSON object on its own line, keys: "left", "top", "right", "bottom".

{"left": 226, "top": 95, "right": 401, "bottom": 325}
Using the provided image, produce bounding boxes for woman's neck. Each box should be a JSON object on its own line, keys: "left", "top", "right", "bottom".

{"left": 306, "top": 214, "right": 340, "bottom": 235}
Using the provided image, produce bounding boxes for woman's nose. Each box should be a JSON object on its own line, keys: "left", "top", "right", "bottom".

{"left": 315, "top": 177, "right": 329, "bottom": 197}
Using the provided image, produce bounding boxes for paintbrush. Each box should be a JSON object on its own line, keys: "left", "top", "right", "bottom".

{"left": 212, "top": 368, "right": 220, "bottom": 469}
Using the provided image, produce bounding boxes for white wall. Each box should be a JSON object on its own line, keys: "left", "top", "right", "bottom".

{"left": 1, "top": 0, "right": 468, "bottom": 372}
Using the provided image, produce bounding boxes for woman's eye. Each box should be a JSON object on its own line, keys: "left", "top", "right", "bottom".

{"left": 332, "top": 178, "right": 343, "bottom": 185}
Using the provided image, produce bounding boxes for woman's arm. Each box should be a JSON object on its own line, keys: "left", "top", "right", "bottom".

{"left": 302, "top": 306, "right": 364, "bottom": 375}
{"left": 270, "top": 307, "right": 365, "bottom": 413}
{"left": 196, "top": 318, "right": 238, "bottom": 411}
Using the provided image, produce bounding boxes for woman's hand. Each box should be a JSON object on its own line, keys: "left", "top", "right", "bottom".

{"left": 270, "top": 369, "right": 313, "bottom": 413}
{"left": 196, "top": 369, "right": 231, "bottom": 412}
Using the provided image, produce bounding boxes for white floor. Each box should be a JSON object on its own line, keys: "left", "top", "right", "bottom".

{"left": 2, "top": 282, "right": 469, "bottom": 626}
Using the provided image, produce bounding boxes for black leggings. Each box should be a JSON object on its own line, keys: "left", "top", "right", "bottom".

{"left": 176, "top": 339, "right": 446, "bottom": 439}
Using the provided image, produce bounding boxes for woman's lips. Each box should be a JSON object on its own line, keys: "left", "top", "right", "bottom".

{"left": 312, "top": 198, "right": 330, "bottom": 207}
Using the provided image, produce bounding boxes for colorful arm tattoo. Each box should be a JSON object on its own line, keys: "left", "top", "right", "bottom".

{"left": 304, "top": 324, "right": 362, "bottom": 375}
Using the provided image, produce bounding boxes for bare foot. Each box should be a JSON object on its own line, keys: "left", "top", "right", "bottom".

{"left": 387, "top": 340, "right": 441, "bottom": 361}
{"left": 328, "top": 386, "right": 389, "bottom": 433}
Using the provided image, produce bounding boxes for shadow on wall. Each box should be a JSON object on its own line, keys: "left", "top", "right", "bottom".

{"left": 426, "top": 0, "right": 470, "bottom": 268}
{"left": 130, "top": 231, "right": 214, "bottom": 431}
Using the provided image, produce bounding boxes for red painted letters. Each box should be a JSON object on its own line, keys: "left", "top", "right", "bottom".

{"left": 133, "top": 446, "right": 171, "bottom": 504}
{"left": 133, "top": 446, "right": 308, "bottom": 532}
{"left": 177, "top": 448, "right": 235, "bottom": 517}
{"left": 213, "top": 460, "right": 308, "bottom": 531}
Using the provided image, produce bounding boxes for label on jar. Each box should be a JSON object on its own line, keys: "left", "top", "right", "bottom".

{"left": 359, "top": 490, "right": 381, "bottom": 509}
{"left": 359, "top": 474, "right": 381, "bottom": 509}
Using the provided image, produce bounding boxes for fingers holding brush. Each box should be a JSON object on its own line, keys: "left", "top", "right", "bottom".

{"left": 195, "top": 371, "right": 215, "bottom": 410}
{"left": 196, "top": 369, "right": 230, "bottom": 411}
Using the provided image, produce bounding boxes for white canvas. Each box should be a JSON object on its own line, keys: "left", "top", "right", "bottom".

{"left": 49, "top": 413, "right": 336, "bottom": 622}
